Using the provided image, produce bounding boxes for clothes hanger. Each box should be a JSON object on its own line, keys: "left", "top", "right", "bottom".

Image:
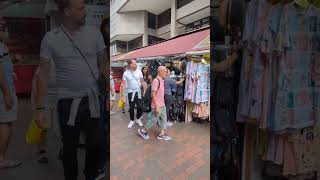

{"left": 268, "top": 0, "right": 283, "bottom": 5}
{"left": 289, "top": 0, "right": 310, "bottom": 8}
{"left": 308, "top": 0, "right": 320, "bottom": 8}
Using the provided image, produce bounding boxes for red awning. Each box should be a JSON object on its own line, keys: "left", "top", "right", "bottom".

{"left": 111, "top": 28, "right": 210, "bottom": 62}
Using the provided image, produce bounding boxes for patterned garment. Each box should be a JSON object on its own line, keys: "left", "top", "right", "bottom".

{"left": 184, "top": 61, "right": 193, "bottom": 100}
{"left": 195, "top": 64, "right": 210, "bottom": 103}
{"left": 191, "top": 63, "right": 199, "bottom": 103}
{"left": 237, "top": 0, "right": 271, "bottom": 121}
{"left": 271, "top": 4, "right": 320, "bottom": 131}
{"left": 184, "top": 61, "right": 210, "bottom": 104}
{"left": 260, "top": 3, "right": 284, "bottom": 130}
{"left": 184, "top": 61, "right": 196, "bottom": 101}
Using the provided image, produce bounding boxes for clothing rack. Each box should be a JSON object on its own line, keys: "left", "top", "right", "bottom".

{"left": 239, "top": 0, "right": 320, "bottom": 179}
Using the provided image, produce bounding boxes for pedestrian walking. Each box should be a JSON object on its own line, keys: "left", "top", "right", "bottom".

{"left": 121, "top": 59, "right": 147, "bottom": 129}
{"left": 0, "top": 17, "right": 21, "bottom": 169}
{"left": 138, "top": 66, "right": 172, "bottom": 141}
{"left": 35, "top": 0, "right": 107, "bottom": 179}
{"left": 141, "top": 66, "right": 152, "bottom": 112}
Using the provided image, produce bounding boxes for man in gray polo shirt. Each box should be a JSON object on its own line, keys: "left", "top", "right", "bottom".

{"left": 35, "top": 0, "right": 107, "bottom": 179}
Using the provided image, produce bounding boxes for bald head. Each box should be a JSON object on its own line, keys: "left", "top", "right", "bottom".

{"left": 157, "top": 66, "right": 167, "bottom": 78}
{"left": 158, "top": 66, "right": 166, "bottom": 72}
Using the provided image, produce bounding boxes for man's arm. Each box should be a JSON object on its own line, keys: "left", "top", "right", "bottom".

{"left": 121, "top": 80, "right": 126, "bottom": 97}
{"left": 213, "top": 51, "right": 239, "bottom": 72}
{"left": 97, "top": 49, "right": 107, "bottom": 77}
{"left": 176, "top": 78, "right": 184, "bottom": 85}
{"left": 35, "top": 59, "right": 50, "bottom": 109}
{"left": 151, "top": 91, "right": 158, "bottom": 108}
{"left": 150, "top": 79, "right": 160, "bottom": 109}
{"left": 96, "top": 29, "right": 107, "bottom": 77}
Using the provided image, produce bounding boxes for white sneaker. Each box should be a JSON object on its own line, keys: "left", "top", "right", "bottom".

{"left": 128, "top": 120, "right": 135, "bottom": 129}
{"left": 167, "top": 121, "right": 173, "bottom": 127}
{"left": 110, "top": 111, "right": 116, "bottom": 115}
{"left": 135, "top": 117, "right": 144, "bottom": 127}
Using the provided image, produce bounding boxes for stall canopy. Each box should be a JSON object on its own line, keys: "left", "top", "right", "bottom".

{"left": 111, "top": 28, "right": 210, "bottom": 62}
{"left": 0, "top": 2, "right": 46, "bottom": 19}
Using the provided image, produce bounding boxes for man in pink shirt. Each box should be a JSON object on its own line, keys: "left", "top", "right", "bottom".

{"left": 138, "top": 66, "right": 172, "bottom": 141}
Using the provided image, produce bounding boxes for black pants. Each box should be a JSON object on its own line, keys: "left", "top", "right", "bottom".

{"left": 58, "top": 97, "right": 106, "bottom": 180}
{"left": 128, "top": 92, "right": 143, "bottom": 121}
{"left": 164, "top": 94, "right": 174, "bottom": 122}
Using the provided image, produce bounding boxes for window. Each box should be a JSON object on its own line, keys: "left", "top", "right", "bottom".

{"left": 148, "top": 36, "right": 164, "bottom": 45}
{"left": 157, "top": 9, "right": 171, "bottom": 28}
{"left": 116, "top": 40, "right": 127, "bottom": 53}
{"left": 110, "top": 42, "right": 117, "bottom": 56}
{"left": 177, "top": 0, "right": 194, "bottom": 9}
{"left": 148, "top": 12, "right": 156, "bottom": 29}
{"left": 185, "top": 17, "right": 210, "bottom": 32}
{"left": 128, "top": 36, "right": 142, "bottom": 51}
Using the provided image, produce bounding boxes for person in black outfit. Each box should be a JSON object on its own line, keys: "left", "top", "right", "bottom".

{"left": 141, "top": 66, "right": 152, "bottom": 112}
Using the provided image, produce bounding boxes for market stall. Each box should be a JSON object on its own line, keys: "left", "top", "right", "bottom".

{"left": 111, "top": 28, "right": 210, "bottom": 123}
{"left": 0, "top": 2, "right": 47, "bottom": 95}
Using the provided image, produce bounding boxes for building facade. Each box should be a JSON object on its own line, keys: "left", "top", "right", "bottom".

{"left": 110, "top": 0, "right": 210, "bottom": 56}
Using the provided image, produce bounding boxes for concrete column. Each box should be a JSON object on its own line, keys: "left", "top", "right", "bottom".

{"left": 170, "top": 0, "right": 177, "bottom": 38}
{"left": 142, "top": 11, "right": 148, "bottom": 47}
{"left": 126, "top": 41, "right": 129, "bottom": 52}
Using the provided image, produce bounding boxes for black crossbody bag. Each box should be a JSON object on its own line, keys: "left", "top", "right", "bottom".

{"left": 60, "top": 26, "right": 107, "bottom": 97}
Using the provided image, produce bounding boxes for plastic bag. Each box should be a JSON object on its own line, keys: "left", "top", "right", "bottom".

{"left": 118, "top": 98, "right": 124, "bottom": 109}
{"left": 26, "top": 119, "right": 46, "bottom": 145}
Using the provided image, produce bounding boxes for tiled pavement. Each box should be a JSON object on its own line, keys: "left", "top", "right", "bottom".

{"left": 0, "top": 98, "right": 210, "bottom": 180}
{"left": 110, "top": 106, "right": 210, "bottom": 180}
{"left": 0, "top": 98, "right": 86, "bottom": 180}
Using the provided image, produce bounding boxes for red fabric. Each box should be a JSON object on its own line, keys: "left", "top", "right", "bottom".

{"left": 111, "top": 28, "right": 209, "bottom": 61}
{"left": 14, "top": 65, "right": 38, "bottom": 94}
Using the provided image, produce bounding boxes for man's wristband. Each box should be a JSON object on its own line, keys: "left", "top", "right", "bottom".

{"left": 36, "top": 106, "right": 46, "bottom": 112}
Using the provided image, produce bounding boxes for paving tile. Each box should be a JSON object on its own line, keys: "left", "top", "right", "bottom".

{"left": 110, "top": 99, "right": 210, "bottom": 179}
{"left": 187, "top": 162, "right": 210, "bottom": 180}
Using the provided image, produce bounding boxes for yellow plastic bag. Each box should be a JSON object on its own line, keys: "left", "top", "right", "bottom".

{"left": 26, "top": 119, "right": 46, "bottom": 145}
{"left": 118, "top": 98, "right": 124, "bottom": 109}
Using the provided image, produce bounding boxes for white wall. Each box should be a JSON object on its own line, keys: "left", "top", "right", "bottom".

{"left": 177, "top": 0, "right": 210, "bottom": 20}
{"left": 110, "top": 0, "right": 128, "bottom": 15}
{"left": 110, "top": 11, "right": 145, "bottom": 40}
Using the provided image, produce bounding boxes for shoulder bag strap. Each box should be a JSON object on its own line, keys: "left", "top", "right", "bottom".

{"left": 128, "top": 70, "right": 142, "bottom": 89}
{"left": 59, "top": 25, "right": 97, "bottom": 81}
